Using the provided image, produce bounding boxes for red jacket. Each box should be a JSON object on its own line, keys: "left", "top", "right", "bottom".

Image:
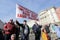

{"left": 4, "top": 22, "right": 16, "bottom": 34}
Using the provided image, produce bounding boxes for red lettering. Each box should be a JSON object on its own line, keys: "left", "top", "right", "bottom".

{"left": 23, "top": 14, "right": 27, "bottom": 18}
{"left": 17, "top": 14, "right": 23, "bottom": 17}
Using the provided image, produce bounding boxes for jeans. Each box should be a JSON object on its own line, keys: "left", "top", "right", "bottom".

{"left": 21, "top": 34, "right": 29, "bottom": 40}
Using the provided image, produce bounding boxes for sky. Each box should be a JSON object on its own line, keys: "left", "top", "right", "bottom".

{"left": 0, "top": 0, "right": 60, "bottom": 23}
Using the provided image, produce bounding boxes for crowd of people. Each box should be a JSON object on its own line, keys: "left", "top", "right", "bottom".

{"left": 0, "top": 19, "right": 60, "bottom": 40}
{"left": 0, "top": 19, "right": 30, "bottom": 40}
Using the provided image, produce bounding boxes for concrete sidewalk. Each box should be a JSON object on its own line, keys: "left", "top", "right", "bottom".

{"left": 19, "top": 34, "right": 42, "bottom": 40}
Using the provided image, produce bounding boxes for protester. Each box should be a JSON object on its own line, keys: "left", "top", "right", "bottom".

{"left": 49, "top": 23, "right": 56, "bottom": 33}
{"left": 53, "top": 24, "right": 60, "bottom": 40}
{"left": 16, "top": 20, "right": 30, "bottom": 40}
{"left": 41, "top": 29, "right": 49, "bottom": 40}
{"left": 10, "top": 34, "right": 16, "bottom": 40}
{"left": 15, "top": 23, "right": 20, "bottom": 40}
{"left": 44, "top": 24, "right": 51, "bottom": 40}
{"left": 3, "top": 19, "right": 16, "bottom": 40}
{"left": 0, "top": 29, "right": 4, "bottom": 40}
{"left": 45, "top": 24, "right": 50, "bottom": 34}
{"left": 32, "top": 21, "right": 42, "bottom": 40}
{"left": 49, "top": 23, "right": 57, "bottom": 40}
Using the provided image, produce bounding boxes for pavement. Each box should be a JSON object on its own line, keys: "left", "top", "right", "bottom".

{"left": 19, "top": 33, "right": 60, "bottom": 40}
{"left": 19, "top": 33, "right": 42, "bottom": 40}
{"left": 29, "top": 34, "right": 35, "bottom": 40}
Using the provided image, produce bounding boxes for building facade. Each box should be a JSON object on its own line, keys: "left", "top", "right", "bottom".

{"left": 56, "top": 7, "right": 60, "bottom": 20}
{"left": 27, "top": 20, "right": 39, "bottom": 28}
{"left": 39, "top": 7, "right": 60, "bottom": 25}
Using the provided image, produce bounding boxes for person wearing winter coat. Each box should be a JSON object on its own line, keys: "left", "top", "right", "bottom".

{"left": 32, "top": 21, "right": 42, "bottom": 40}
{"left": 3, "top": 19, "right": 16, "bottom": 40}
{"left": 16, "top": 20, "right": 30, "bottom": 40}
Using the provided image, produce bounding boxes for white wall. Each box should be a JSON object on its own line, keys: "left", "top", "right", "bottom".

{"left": 27, "top": 20, "right": 39, "bottom": 28}
{"left": 39, "top": 7, "right": 59, "bottom": 25}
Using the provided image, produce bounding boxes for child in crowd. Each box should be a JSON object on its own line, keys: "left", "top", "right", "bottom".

{"left": 10, "top": 34, "right": 16, "bottom": 40}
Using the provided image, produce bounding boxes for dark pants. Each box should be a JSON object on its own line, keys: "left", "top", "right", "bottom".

{"left": 25, "top": 35, "right": 29, "bottom": 40}
{"left": 0, "top": 35, "right": 4, "bottom": 40}
{"left": 21, "top": 34, "right": 29, "bottom": 40}
{"left": 4, "top": 34, "right": 11, "bottom": 40}
{"left": 35, "top": 33, "right": 41, "bottom": 40}
{"left": 16, "top": 34, "right": 19, "bottom": 40}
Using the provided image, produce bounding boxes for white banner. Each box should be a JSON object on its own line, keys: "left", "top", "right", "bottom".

{"left": 16, "top": 4, "right": 38, "bottom": 20}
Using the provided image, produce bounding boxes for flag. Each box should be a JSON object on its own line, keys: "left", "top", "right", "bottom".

{"left": 16, "top": 4, "right": 38, "bottom": 20}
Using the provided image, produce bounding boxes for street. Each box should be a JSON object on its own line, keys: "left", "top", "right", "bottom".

{"left": 29, "top": 34, "right": 35, "bottom": 40}
{"left": 19, "top": 33, "right": 42, "bottom": 40}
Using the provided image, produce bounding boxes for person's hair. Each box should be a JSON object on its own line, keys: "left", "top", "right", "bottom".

{"left": 11, "top": 34, "right": 16, "bottom": 37}
{"left": 23, "top": 20, "right": 27, "bottom": 22}
{"left": 42, "top": 29, "right": 44, "bottom": 32}
{"left": 55, "top": 24, "right": 58, "bottom": 26}
{"left": 11, "top": 34, "right": 16, "bottom": 40}
{"left": 10, "top": 19, "right": 13, "bottom": 21}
